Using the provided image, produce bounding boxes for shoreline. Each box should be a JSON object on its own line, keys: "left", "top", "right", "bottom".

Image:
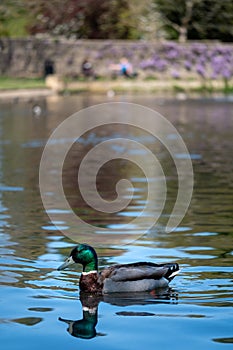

{"left": 63, "top": 79, "right": 232, "bottom": 94}
{"left": 0, "top": 79, "right": 232, "bottom": 100}
{"left": 0, "top": 88, "right": 55, "bottom": 100}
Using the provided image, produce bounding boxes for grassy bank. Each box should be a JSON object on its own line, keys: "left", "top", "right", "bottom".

{"left": 62, "top": 78, "right": 233, "bottom": 95}
{"left": 0, "top": 76, "right": 232, "bottom": 96}
{"left": 0, "top": 77, "right": 46, "bottom": 90}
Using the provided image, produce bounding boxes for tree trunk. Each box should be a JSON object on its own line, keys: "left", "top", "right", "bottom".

{"left": 178, "top": 26, "right": 188, "bottom": 43}
{"left": 178, "top": 0, "right": 198, "bottom": 42}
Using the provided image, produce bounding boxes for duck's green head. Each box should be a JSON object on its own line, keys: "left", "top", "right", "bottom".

{"left": 57, "top": 244, "right": 98, "bottom": 272}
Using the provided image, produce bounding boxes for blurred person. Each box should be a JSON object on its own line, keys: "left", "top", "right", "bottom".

{"left": 81, "top": 58, "right": 96, "bottom": 79}
{"left": 119, "top": 57, "right": 133, "bottom": 77}
{"left": 44, "top": 59, "right": 55, "bottom": 78}
{"left": 110, "top": 57, "right": 137, "bottom": 78}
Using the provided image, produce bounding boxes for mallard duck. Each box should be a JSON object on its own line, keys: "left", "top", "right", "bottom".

{"left": 57, "top": 244, "right": 180, "bottom": 293}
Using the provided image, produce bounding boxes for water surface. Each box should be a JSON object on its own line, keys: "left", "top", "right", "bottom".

{"left": 0, "top": 94, "right": 232, "bottom": 349}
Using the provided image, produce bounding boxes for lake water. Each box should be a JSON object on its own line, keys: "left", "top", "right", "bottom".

{"left": 0, "top": 94, "right": 232, "bottom": 349}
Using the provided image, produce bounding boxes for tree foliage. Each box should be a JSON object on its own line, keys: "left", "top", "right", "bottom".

{"left": 154, "top": 0, "right": 233, "bottom": 42}
{"left": 0, "top": 0, "right": 233, "bottom": 41}
{"left": 24, "top": 0, "right": 142, "bottom": 39}
{"left": 190, "top": 0, "right": 233, "bottom": 41}
{"left": 0, "top": 0, "right": 28, "bottom": 37}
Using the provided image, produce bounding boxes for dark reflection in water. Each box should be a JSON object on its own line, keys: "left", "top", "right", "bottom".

{"left": 213, "top": 337, "right": 233, "bottom": 344}
{"left": 59, "top": 288, "right": 177, "bottom": 339}
{"left": 11, "top": 317, "right": 43, "bottom": 326}
{"left": 0, "top": 95, "right": 232, "bottom": 350}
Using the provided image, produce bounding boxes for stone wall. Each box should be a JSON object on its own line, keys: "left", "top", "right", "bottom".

{"left": 0, "top": 38, "right": 232, "bottom": 82}
{"left": 0, "top": 38, "right": 148, "bottom": 77}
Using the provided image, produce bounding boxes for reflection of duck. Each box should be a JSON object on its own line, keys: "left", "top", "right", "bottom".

{"left": 59, "top": 289, "right": 178, "bottom": 339}
{"left": 59, "top": 308, "right": 97, "bottom": 339}
{"left": 59, "top": 293, "right": 104, "bottom": 339}
{"left": 59, "top": 313, "right": 97, "bottom": 339}
{"left": 103, "top": 287, "right": 178, "bottom": 306}
{"left": 58, "top": 244, "right": 180, "bottom": 293}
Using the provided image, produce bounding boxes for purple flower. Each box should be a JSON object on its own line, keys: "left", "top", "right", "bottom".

{"left": 210, "top": 71, "right": 218, "bottom": 79}
{"left": 139, "top": 59, "right": 155, "bottom": 70}
{"left": 171, "top": 70, "right": 180, "bottom": 79}
{"left": 165, "top": 48, "right": 179, "bottom": 60}
{"left": 116, "top": 43, "right": 232, "bottom": 81}
{"left": 221, "top": 66, "right": 232, "bottom": 79}
{"left": 155, "top": 58, "right": 168, "bottom": 72}
{"left": 196, "top": 63, "right": 206, "bottom": 77}
{"left": 191, "top": 43, "right": 207, "bottom": 55}
{"left": 210, "top": 54, "right": 231, "bottom": 78}
{"left": 184, "top": 60, "right": 192, "bottom": 71}
{"left": 139, "top": 56, "right": 168, "bottom": 72}
{"left": 163, "top": 42, "right": 180, "bottom": 60}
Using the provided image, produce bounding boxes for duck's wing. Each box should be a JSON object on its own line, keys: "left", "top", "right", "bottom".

{"left": 99, "top": 262, "right": 179, "bottom": 283}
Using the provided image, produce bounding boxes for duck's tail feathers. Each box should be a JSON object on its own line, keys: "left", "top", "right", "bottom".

{"left": 164, "top": 263, "right": 180, "bottom": 282}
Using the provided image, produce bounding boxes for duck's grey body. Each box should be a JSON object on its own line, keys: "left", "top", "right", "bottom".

{"left": 103, "top": 277, "right": 168, "bottom": 293}
{"left": 99, "top": 262, "right": 179, "bottom": 293}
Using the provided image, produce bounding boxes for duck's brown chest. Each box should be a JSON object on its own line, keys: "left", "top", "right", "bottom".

{"left": 79, "top": 272, "right": 103, "bottom": 293}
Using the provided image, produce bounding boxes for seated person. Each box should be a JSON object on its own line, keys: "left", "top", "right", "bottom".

{"left": 110, "top": 57, "right": 137, "bottom": 78}
{"left": 81, "top": 58, "right": 95, "bottom": 78}
{"left": 119, "top": 57, "right": 133, "bottom": 77}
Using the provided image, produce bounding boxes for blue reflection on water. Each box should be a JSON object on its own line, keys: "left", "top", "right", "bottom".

{"left": 0, "top": 96, "right": 232, "bottom": 350}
